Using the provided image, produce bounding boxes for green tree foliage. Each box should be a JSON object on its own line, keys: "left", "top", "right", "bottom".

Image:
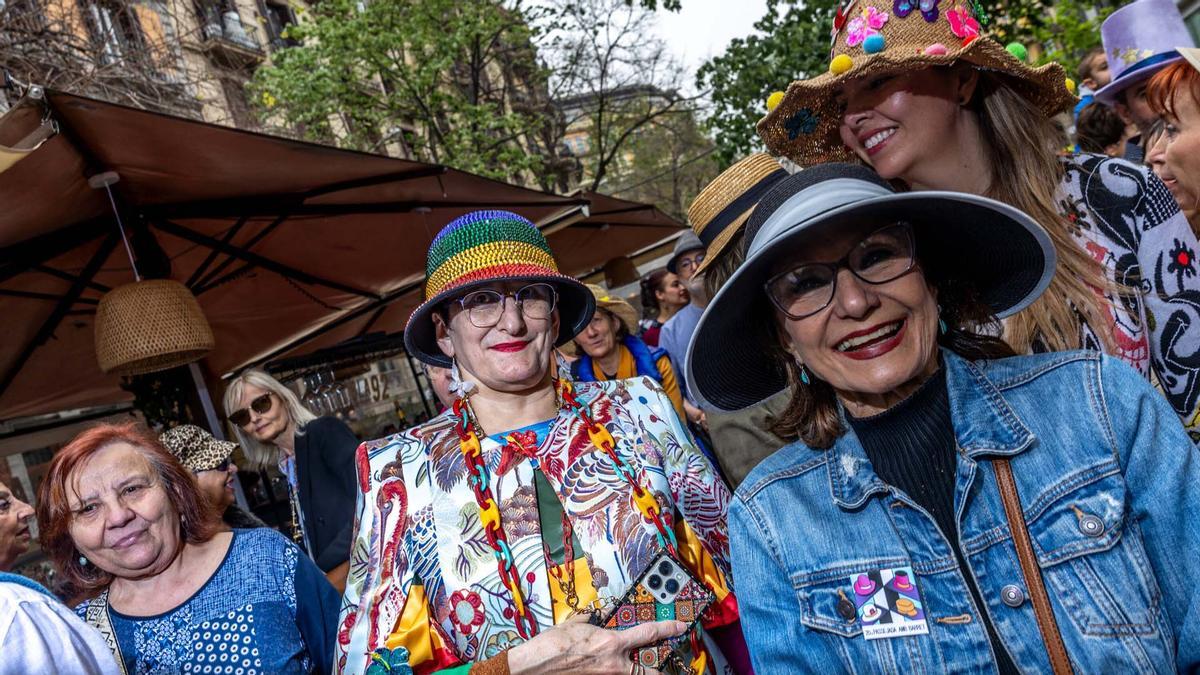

{"left": 250, "top": 0, "right": 560, "bottom": 186}
{"left": 696, "top": 0, "right": 840, "bottom": 166}
{"left": 1000, "top": 0, "right": 1116, "bottom": 72}
{"left": 611, "top": 108, "right": 719, "bottom": 221}
{"left": 543, "top": 0, "right": 699, "bottom": 193}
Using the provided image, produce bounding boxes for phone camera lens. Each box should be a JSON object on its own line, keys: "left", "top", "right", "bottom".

{"left": 647, "top": 575, "right": 662, "bottom": 590}
{"left": 665, "top": 579, "right": 680, "bottom": 594}
{"left": 658, "top": 561, "right": 672, "bottom": 575}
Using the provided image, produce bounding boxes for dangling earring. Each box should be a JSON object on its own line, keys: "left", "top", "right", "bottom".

{"left": 799, "top": 364, "right": 811, "bottom": 385}
{"left": 448, "top": 359, "right": 476, "bottom": 398}
{"left": 553, "top": 349, "right": 572, "bottom": 385}
{"left": 937, "top": 304, "right": 948, "bottom": 335}
{"left": 78, "top": 555, "right": 89, "bottom": 567}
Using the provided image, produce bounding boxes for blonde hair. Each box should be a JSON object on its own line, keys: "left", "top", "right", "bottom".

{"left": 972, "top": 72, "right": 1118, "bottom": 353}
{"left": 223, "top": 369, "right": 317, "bottom": 470}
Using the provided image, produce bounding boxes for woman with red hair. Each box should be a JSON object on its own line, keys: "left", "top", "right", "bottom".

{"left": 36, "top": 422, "right": 339, "bottom": 674}
{"left": 1148, "top": 51, "right": 1200, "bottom": 229}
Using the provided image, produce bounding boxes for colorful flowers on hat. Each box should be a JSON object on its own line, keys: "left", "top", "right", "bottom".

{"left": 784, "top": 108, "right": 821, "bottom": 139}
{"left": 846, "top": 6, "right": 888, "bottom": 47}
{"left": 947, "top": 6, "right": 980, "bottom": 43}
{"left": 894, "top": 0, "right": 939, "bottom": 23}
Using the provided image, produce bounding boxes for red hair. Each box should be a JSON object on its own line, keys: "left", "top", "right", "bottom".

{"left": 1147, "top": 61, "right": 1200, "bottom": 119}
{"left": 35, "top": 422, "right": 217, "bottom": 591}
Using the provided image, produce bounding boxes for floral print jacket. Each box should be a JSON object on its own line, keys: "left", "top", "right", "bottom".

{"left": 334, "top": 376, "right": 733, "bottom": 674}
{"left": 1058, "top": 153, "right": 1200, "bottom": 438}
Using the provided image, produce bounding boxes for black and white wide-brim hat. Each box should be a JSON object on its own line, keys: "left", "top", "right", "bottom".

{"left": 685, "top": 163, "right": 1056, "bottom": 412}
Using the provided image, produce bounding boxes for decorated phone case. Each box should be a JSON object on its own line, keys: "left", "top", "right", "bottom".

{"left": 598, "top": 549, "right": 715, "bottom": 670}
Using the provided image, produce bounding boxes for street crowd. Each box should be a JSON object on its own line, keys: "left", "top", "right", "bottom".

{"left": 4, "top": 0, "right": 1200, "bottom": 672}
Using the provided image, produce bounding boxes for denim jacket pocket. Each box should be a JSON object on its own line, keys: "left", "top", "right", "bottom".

{"left": 1023, "top": 467, "right": 1162, "bottom": 638}
{"left": 798, "top": 577, "right": 865, "bottom": 638}
{"left": 794, "top": 560, "right": 941, "bottom": 673}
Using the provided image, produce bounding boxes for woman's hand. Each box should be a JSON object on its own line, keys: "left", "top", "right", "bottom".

{"left": 684, "top": 401, "right": 707, "bottom": 431}
{"left": 506, "top": 613, "right": 687, "bottom": 675}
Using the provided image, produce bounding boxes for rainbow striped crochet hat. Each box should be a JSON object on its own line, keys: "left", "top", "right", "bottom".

{"left": 404, "top": 210, "right": 595, "bottom": 366}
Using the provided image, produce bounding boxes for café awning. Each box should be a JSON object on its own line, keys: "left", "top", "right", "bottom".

{"left": 0, "top": 90, "right": 684, "bottom": 420}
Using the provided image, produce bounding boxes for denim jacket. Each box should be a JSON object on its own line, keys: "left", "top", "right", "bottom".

{"left": 730, "top": 349, "right": 1200, "bottom": 673}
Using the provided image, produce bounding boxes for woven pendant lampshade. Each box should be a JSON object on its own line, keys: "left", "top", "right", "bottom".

{"left": 94, "top": 279, "right": 215, "bottom": 376}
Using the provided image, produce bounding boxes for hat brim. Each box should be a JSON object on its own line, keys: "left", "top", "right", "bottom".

{"left": 686, "top": 191, "right": 1055, "bottom": 412}
{"left": 593, "top": 298, "right": 640, "bottom": 336}
{"left": 404, "top": 274, "right": 596, "bottom": 367}
{"left": 758, "top": 37, "right": 1075, "bottom": 166}
{"left": 1181, "top": 47, "right": 1200, "bottom": 73}
{"left": 1094, "top": 53, "right": 1183, "bottom": 104}
{"left": 695, "top": 206, "right": 754, "bottom": 276}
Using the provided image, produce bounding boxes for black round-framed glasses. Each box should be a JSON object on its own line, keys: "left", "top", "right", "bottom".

{"left": 764, "top": 222, "right": 916, "bottom": 320}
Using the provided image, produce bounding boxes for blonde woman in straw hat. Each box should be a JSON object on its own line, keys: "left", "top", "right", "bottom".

{"left": 683, "top": 153, "right": 793, "bottom": 489}
{"left": 572, "top": 284, "right": 687, "bottom": 420}
{"left": 759, "top": 0, "right": 1200, "bottom": 436}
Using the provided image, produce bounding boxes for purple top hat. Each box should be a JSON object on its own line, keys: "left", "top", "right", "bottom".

{"left": 1094, "top": 0, "right": 1196, "bottom": 104}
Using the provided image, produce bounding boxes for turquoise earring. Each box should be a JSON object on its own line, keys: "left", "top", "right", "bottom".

{"left": 799, "top": 364, "right": 811, "bottom": 385}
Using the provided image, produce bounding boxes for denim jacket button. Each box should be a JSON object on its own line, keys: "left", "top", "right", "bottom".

{"left": 838, "top": 596, "right": 857, "bottom": 621}
{"left": 1079, "top": 514, "right": 1105, "bottom": 537}
{"left": 1001, "top": 584, "right": 1026, "bottom": 607}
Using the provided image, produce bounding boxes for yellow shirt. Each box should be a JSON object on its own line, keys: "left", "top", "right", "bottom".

{"left": 590, "top": 344, "right": 687, "bottom": 421}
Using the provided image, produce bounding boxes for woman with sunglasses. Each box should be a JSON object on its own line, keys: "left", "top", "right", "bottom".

{"left": 688, "top": 164, "right": 1200, "bottom": 673}
{"left": 159, "top": 424, "right": 268, "bottom": 531}
{"left": 336, "top": 211, "right": 745, "bottom": 675}
{"left": 223, "top": 369, "right": 359, "bottom": 592}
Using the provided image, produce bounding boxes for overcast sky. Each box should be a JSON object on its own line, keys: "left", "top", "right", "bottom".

{"left": 654, "top": 0, "right": 770, "bottom": 77}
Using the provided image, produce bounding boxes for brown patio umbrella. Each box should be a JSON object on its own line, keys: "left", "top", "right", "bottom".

{"left": 0, "top": 90, "right": 683, "bottom": 421}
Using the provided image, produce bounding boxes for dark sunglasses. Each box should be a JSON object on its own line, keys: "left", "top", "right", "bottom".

{"left": 228, "top": 393, "right": 272, "bottom": 427}
{"left": 197, "top": 459, "right": 231, "bottom": 474}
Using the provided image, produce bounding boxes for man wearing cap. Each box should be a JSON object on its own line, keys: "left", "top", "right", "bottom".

{"left": 160, "top": 424, "right": 267, "bottom": 531}
{"left": 658, "top": 232, "right": 709, "bottom": 426}
{"left": 1094, "top": 0, "right": 1197, "bottom": 160}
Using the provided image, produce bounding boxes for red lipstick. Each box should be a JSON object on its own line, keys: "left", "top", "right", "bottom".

{"left": 490, "top": 341, "right": 530, "bottom": 353}
{"left": 835, "top": 320, "right": 906, "bottom": 361}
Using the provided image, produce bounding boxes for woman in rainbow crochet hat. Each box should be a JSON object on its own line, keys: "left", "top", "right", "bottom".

{"left": 337, "top": 211, "right": 744, "bottom": 675}
{"left": 759, "top": 0, "right": 1200, "bottom": 437}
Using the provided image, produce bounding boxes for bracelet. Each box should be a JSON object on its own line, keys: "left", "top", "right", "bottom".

{"left": 469, "top": 651, "right": 510, "bottom": 675}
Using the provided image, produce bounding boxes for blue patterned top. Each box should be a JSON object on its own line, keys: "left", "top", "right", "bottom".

{"left": 77, "top": 528, "right": 339, "bottom": 674}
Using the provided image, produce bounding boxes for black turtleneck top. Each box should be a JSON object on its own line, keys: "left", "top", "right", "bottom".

{"left": 846, "top": 367, "right": 1018, "bottom": 675}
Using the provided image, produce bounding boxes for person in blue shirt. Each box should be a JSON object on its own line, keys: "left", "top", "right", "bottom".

{"left": 688, "top": 163, "right": 1200, "bottom": 673}
{"left": 35, "top": 422, "right": 339, "bottom": 674}
{"left": 659, "top": 231, "right": 707, "bottom": 410}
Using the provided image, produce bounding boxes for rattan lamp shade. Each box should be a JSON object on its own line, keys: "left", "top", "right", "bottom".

{"left": 94, "top": 279, "right": 215, "bottom": 376}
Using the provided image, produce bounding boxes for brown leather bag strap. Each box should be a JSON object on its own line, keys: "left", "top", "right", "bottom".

{"left": 993, "top": 457, "right": 1073, "bottom": 675}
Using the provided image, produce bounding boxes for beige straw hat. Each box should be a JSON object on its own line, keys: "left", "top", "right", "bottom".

{"left": 757, "top": 0, "right": 1076, "bottom": 166}
{"left": 688, "top": 153, "right": 788, "bottom": 275}
{"left": 585, "top": 284, "right": 639, "bottom": 335}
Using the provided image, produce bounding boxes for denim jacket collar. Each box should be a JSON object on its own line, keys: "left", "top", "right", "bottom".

{"left": 827, "top": 349, "right": 1036, "bottom": 509}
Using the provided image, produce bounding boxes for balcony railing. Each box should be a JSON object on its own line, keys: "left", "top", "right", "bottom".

{"left": 196, "top": 7, "right": 264, "bottom": 66}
